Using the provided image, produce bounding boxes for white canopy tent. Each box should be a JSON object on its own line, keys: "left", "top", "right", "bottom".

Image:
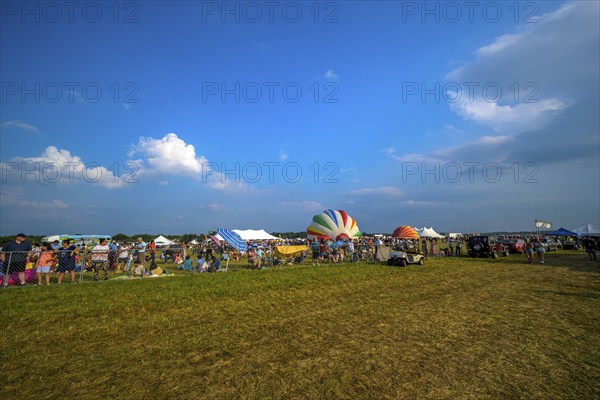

{"left": 212, "top": 229, "right": 279, "bottom": 241}
{"left": 414, "top": 227, "right": 445, "bottom": 239}
{"left": 572, "top": 224, "right": 600, "bottom": 236}
{"left": 154, "top": 235, "right": 176, "bottom": 246}
{"left": 233, "top": 229, "right": 279, "bottom": 240}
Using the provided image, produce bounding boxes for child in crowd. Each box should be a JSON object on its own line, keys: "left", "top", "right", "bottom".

{"left": 36, "top": 243, "right": 56, "bottom": 286}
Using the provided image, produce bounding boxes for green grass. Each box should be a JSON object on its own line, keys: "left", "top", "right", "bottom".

{"left": 1, "top": 252, "right": 599, "bottom": 399}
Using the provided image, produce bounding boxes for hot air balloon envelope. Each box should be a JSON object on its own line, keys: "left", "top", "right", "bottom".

{"left": 307, "top": 209, "right": 362, "bottom": 241}
{"left": 392, "top": 226, "right": 420, "bottom": 239}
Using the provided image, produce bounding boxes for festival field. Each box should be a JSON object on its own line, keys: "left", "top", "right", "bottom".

{"left": 1, "top": 252, "right": 599, "bottom": 399}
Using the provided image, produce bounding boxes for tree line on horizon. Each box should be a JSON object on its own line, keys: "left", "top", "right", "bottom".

{"left": 0, "top": 230, "right": 550, "bottom": 245}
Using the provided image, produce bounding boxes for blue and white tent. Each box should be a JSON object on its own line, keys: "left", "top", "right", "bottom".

{"left": 217, "top": 228, "right": 248, "bottom": 252}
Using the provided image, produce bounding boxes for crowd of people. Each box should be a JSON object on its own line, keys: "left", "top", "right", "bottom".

{"left": 1, "top": 232, "right": 598, "bottom": 287}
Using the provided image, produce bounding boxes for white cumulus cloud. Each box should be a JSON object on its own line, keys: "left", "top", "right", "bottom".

{"left": 129, "top": 133, "right": 250, "bottom": 192}
{"left": 450, "top": 96, "right": 566, "bottom": 133}
{"left": 3, "top": 146, "right": 124, "bottom": 189}
{"left": 130, "top": 133, "right": 208, "bottom": 175}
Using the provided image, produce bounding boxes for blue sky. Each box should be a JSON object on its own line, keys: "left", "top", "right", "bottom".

{"left": 1, "top": 1, "right": 599, "bottom": 235}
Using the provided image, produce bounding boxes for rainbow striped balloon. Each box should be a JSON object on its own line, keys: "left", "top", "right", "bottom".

{"left": 307, "top": 209, "right": 361, "bottom": 240}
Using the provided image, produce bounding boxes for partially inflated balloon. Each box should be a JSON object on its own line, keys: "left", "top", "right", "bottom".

{"left": 392, "top": 226, "right": 420, "bottom": 239}
{"left": 307, "top": 209, "right": 361, "bottom": 241}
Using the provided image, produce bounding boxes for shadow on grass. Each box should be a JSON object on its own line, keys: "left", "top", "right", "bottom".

{"left": 541, "top": 251, "right": 600, "bottom": 273}
{"left": 531, "top": 289, "right": 600, "bottom": 299}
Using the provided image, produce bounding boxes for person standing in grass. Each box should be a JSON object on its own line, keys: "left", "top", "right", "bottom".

{"left": 311, "top": 240, "right": 320, "bottom": 266}
{"left": 57, "top": 240, "right": 78, "bottom": 284}
{"left": 534, "top": 238, "right": 545, "bottom": 264}
{"left": 35, "top": 243, "right": 56, "bottom": 286}
{"left": 583, "top": 236, "right": 597, "bottom": 261}
{"left": 430, "top": 239, "right": 437, "bottom": 257}
{"left": 347, "top": 240, "right": 355, "bottom": 262}
{"left": 1, "top": 233, "right": 33, "bottom": 286}
{"left": 148, "top": 240, "right": 156, "bottom": 264}
{"left": 319, "top": 242, "right": 328, "bottom": 264}
{"left": 256, "top": 247, "right": 264, "bottom": 269}
{"left": 91, "top": 239, "right": 110, "bottom": 281}
{"left": 421, "top": 239, "right": 428, "bottom": 257}
{"left": 135, "top": 237, "right": 146, "bottom": 271}
{"left": 455, "top": 237, "right": 462, "bottom": 256}
{"left": 108, "top": 240, "right": 118, "bottom": 271}
{"left": 524, "top": 239, "right": 534, "bottom": 263}
{"left": 117, "top": 242, "right": 129, "bottom": 273}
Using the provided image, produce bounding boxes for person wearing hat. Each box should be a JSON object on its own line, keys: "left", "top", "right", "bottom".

{"left": 1, "top": 233, "right": 33, "bottom": 286}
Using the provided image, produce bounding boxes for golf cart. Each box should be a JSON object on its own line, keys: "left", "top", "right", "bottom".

{"left": 387, "top": 242, "right": 425, "bottom": 266}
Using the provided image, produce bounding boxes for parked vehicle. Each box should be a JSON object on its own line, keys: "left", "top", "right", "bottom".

{"left": 387, "top": 244, "right": 425, "bottom": 266}
{"left": 540, "top": 238, "right": 559, "bottom": 251}
{"left": 467, "top": 236, "right": 510, "bottom": 258}
{"left": 500, "top": 239, "right": 526, "bottom": 254}
{"left": 562, "top": 239, "right": 581, "bottom": 250}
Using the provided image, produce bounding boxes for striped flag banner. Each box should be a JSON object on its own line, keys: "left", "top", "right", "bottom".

{"left": 217, "top": 228, "right": 247, "bottom": 252}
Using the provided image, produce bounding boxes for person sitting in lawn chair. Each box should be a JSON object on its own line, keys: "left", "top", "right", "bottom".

{"left": 294, "top": 253, "right": 306, "bottom": 264}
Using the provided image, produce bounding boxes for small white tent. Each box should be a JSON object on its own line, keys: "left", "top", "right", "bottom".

{"left": 154, "top": 235, "right": 175, "bottom": 246}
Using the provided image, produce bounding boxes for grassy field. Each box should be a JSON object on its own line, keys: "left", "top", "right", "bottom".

{"left": 1, "top": 252, "right": 599, "bottom": 399}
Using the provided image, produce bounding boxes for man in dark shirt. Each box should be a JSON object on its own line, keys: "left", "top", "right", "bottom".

{"left": 2, "top": 233, "right": 33, "bottom": 286}
{"left": 56, "top": 240, "right": 78, "bottom": 284}
{"left": 583, "top": 236, "right": 597, "bottom": 261}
